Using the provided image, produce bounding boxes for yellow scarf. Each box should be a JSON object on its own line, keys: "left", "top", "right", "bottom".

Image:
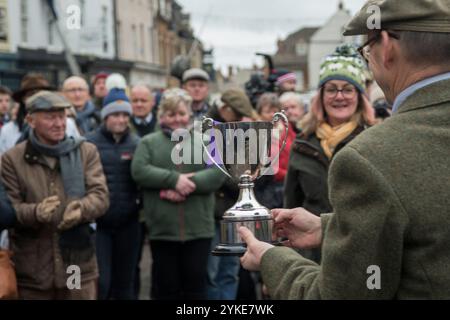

{"left": 316, "top": 120, "right": 358, "bottom": 159}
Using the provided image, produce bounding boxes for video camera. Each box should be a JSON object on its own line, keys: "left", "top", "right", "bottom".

{"left": 244, "top": 53, "right": 278, "bottom": 108}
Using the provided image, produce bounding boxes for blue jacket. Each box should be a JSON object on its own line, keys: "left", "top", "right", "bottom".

{"left": 0, "top": 178, "right": 16, "bottom": 231}
{"left": 86, "top": 126, "right": 140, "bottom": 229}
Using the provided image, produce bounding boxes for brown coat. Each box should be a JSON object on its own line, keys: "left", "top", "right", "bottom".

{"left": 1, "top": 140, "right": 109, "bottom": 291}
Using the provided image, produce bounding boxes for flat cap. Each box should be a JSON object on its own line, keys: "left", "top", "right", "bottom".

{"left": 25, "top": 91, "right": 72, "bottom": 113}
{"left": 344, "top": 0, "right": 450, "bottom": 36}
{"left": 182, "top": 68, "right": 210, "bottom": 83}
{"left": 220, "top": 89, "right": 258, "bottom": 119}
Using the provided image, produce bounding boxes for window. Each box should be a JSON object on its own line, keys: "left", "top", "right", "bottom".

{"left": 132, "top": 24, "right": 138, "bottom": 59}
{"left": 148, "top": 27, "right": 153, "bottom": 62}
{"left": 20, "top": 0, "right": 28, "bottom": 43}
{"left": 140, "top": 24, "right": 145, "bottom": 58}
{"left": 80, "top": 0, "right": 85, "bottom": 27}
{"left": 295, "top": 42, "right": 307, "bottom": 56}
{"left": 116, "top": 21, "right": 121, "bottom": 56}
{"left": 0, "top": 6, "right": 7, "bottom": 41}
{"left": 48, "top": 19, "right": 54, "bottom": 45}
{"left": 101, "top": 5, "right": 108, "bottom": 53}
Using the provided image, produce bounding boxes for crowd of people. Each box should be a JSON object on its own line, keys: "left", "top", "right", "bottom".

{"left": 1, "top": 0, "right": 449, "bottom": 300}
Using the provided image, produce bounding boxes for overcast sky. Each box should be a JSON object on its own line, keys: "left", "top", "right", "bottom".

{"left": 177, "top": 0, "right": 368, "bottom": 72}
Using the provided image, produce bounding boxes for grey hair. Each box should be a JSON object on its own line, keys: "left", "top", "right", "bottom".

{"left": 157, "top": 88, "right": 192, "bottom": 120}
{"left": 131, "top": 84, "right": 153, "bottom": 98}
{"left": 396, "top": 31, "right": 450, "bottom": 67}
{"left": 62, "top": 76, "right": 89, "bottom": 91}
{"left": 256, "top": 93, "right": 280, "bottom": 114}
{"left": 279, "top": 92, "right": 305, "bottom": 110}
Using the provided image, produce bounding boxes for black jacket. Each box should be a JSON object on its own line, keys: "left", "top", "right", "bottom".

{"left": 130, "top": 115, "right": 158, "bottom": 138}
{"left": 86, "top": 126, "right": 141, "bottom": 229}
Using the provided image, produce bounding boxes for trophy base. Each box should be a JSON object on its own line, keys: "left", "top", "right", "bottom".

{"left": 212, "top": 244, "right": 247, "bottom": 257}
{"left": 212, "top": 240, "right": 283, "bottom": 257}
{"left": 212, "top": 217, "right": 281, "bottom": 256}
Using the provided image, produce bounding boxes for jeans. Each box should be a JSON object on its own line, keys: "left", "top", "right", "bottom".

{"left": 206, "top": 222, "right": 240, "bottom": 300}
{"left": 96, "top": 218, "right": 141, "bottom": 300}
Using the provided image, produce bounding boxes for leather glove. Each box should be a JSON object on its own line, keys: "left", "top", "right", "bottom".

{"left": 36, "top": 196, "right": 61, "bottom": 224}
{"left": 58, "top": 201, "right": 82, "bottom": 231}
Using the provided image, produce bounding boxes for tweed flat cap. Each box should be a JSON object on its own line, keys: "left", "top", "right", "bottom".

{"left": 344, "top": 0, "right": 450, "bottom": 36}
{"left": 25, "top": 91, "right": 71, "bottom": 113}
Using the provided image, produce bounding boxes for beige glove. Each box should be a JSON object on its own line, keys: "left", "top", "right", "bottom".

{"left": 58, "top": 201, "right": 82, "bottom": 231}
{"left": 36, "top": 196, "right": 61, "bottom": 224}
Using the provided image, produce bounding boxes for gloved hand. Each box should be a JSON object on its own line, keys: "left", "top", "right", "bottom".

{"left": 36, "top": 196, "right": 61, "bottom": 224}
{"left": 58, "top": 201, "right": 82, "bottom": 231}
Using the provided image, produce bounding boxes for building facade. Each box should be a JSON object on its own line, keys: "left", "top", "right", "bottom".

{"left": 273, "top": 27, "right": 319, "bottom": 92}
{"left": 307, "top": 1, "right": 360, "bottom": 90}
{"left": 115, "top": 0, "right": 166, "bottom": 88}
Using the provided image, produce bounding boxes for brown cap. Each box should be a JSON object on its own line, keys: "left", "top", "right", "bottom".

{"left": 220, "top": 89, "right": 258, "bottom": 119}
{"left": 25, "top": 91, "right": 72, "bottom": 113}
{"left": 12, "top": 73, "right": 55, "bottom": 103}
{"left": 344, "top": 0, "right": 450, "bottom": 36}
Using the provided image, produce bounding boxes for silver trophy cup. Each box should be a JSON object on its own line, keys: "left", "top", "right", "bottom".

{"left": 202, "top": 112, "right": 289, "bottom": 256}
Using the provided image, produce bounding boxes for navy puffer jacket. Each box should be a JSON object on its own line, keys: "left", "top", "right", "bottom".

{"left": 86, "top": 126, "right": 140, "bottom": 228}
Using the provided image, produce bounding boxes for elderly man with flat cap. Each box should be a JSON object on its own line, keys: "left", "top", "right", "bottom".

{"left": 1, "top": 91, "right": 109, "bottom": 299}
{"left": 239, "top": 0, "right": 450, "bottom": 299}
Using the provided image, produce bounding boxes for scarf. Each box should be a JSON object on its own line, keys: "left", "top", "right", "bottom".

{"left": 29, "top": 130, "right": 93, "bottom": 263}
{"left": 316, "top": 120, "right": 358, "bottom": 159}
{"left": 75, "top": 101, "right": 97, "bottom": 134}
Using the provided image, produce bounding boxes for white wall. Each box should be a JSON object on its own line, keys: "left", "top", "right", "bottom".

{"left": 7, "top": 0, "right": 115, "bottom": 58}
{"left": 308, "top": 9, "right": 359, "bottom": 90}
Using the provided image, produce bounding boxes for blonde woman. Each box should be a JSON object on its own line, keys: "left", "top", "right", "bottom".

{"left": 131, "top": 88, "right": 225, "bottom": 300}
{"left": 284, "top": 45, "right": 375, "bottom": 263}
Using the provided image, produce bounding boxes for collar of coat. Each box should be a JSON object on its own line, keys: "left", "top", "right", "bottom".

{"left": 100, "top": 125, "right": 131, "bottom": 144}
{"left": 24, "top": 140, "right": 58, "bottom": 169}
{"left": 292, "top": 125, "right": 365, "bottom": 168}
{"left": 399, "top": 77, "right": 450, "bottom": 114}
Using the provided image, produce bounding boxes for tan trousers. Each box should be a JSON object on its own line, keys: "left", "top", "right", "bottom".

{"left": 19, "top": 280, "right": 97, "bottom": 300}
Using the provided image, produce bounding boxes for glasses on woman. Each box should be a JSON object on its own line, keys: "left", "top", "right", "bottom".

{"left": 323, "top": 85, "right": 357, "bottom": 99}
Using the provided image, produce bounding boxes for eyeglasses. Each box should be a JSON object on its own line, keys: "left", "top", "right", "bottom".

{"left": 357, "top": 31, "right": 400, "bottom": 63}
{"left": 64, "top": 87, "right": 88, "bottom": 94}
{"left": 323, "top": 85, "right": 357, "bottom": 99}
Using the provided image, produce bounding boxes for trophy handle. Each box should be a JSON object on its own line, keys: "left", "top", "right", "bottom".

{"left": 258, "top": 111, "right": 289, "bottom": 179}
{"left": 201, "top": 117, "right": 233, "bottom": 179}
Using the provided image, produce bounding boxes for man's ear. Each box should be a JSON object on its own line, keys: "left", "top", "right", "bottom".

{"left": 380, "top": 31, "right": 398, "bottom": 70}
{"left": 26, "top": 113, "right": 36, "bottom": 129}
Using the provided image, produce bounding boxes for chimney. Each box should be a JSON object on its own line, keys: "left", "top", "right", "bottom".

{"left": 338, "top": 0, "right": 344, "bottom": 10}
{"left": 228, "top": 66, "right": 233, "bottom": 77}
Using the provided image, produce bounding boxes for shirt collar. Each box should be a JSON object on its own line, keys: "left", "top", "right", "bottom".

{"left": 392, "top": 72, "right": 450, "bottom": 114}
{"left": 134, "top": 113, "right": 153, "bottom": 125}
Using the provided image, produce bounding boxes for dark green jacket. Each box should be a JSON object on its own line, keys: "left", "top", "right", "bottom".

{"left": 131, "top": 130, "right": 226, "bottom": 241}
{"left": 261, "top": 78, "right": 450, "bottom": 299}
{"left": 284, "top": 127, "right": 364, "bottom": 214}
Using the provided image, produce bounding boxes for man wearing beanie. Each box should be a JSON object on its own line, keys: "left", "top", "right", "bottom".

{"left": 86, "top": 88, "right": 141, "bottom": 299}
{"left": 240, "top": 0, "right": 450, "bottom": 299}
{"left": 273, "top": 69, "right": 297, "bottom": 95}
{"left": 92, "top": 72, "right": 109, "bottom": 112}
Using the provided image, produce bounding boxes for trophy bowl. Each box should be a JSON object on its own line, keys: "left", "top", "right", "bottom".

{"left": 202, "top": 112, "right": 289, "bottom": 256}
